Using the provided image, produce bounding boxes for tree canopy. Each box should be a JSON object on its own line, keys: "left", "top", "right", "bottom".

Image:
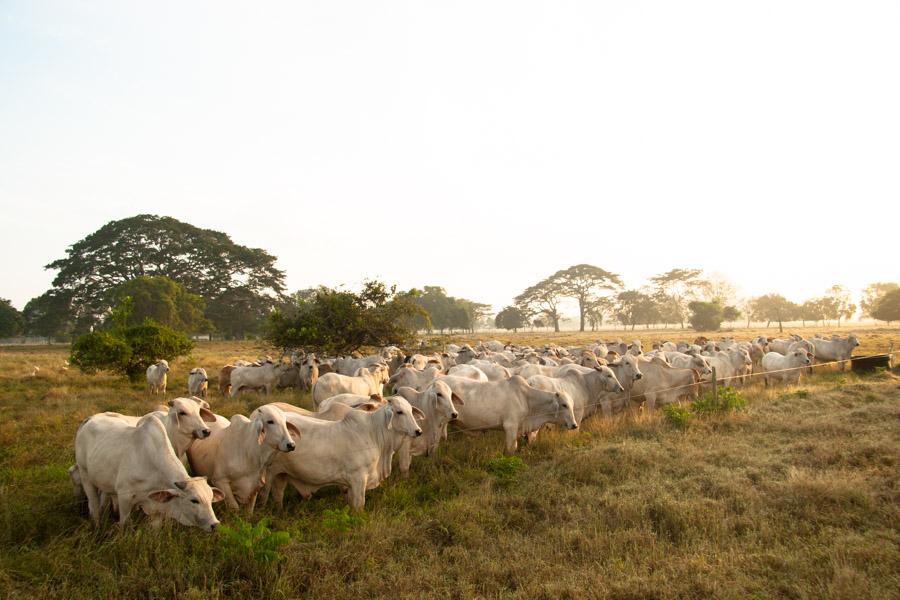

{"left": 688, "top": 300, "right": 724, "bottom": 331}
{"left": 860, "top": 282, "right": 899, "bottom": 318}
{"left": 0, "top": 298, "right": 24, "bottom": 338}
{"left": 266, "top": 281, "right": 426, "bottom": 355}
{"left": 553, "top": 264, "right": 622, "bottom": 331}
{"left": 43, "top": 214, "right": 285, "bottom": 333}
{"left": 749, "top": 294, "right": 798, "bottom": 332}
{"left": 649, "top": 268, "right": 707, "bottom": 328}
{"left": 495, "top": 306, "right": 526, "bottom": 331}
{"left": 406, "top": 286, "right": 489, "bottom": 333}
{"left": 871, "top": 288, "right": 900, "bottom": 324}
{"left": 110, "top": 276, "right": 212, "bottom": 332}
{"left": 614, "top": 290, "right": 659, "bottom": 331}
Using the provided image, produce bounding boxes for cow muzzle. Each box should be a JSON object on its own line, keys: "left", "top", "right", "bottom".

{"left": 285, "top": 441, "right": 296, "bottom": 452}
{"left": 196, "top": 429, "right": 211, "bottom": 439}
{"left": 414, "top": 429, "right": 423, "bottom": 437}
{"left": 450, "top": 412, "right": 458, "bottom": 420}
{"left": 634, "top": 373, "right": 643, "bottom": 380}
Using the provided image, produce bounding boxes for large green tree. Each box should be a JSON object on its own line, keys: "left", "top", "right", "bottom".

{"left": 649, "top": 268, "right": 707, "bottom": 328}
{"left": 0, "top": 298, "right": 24, "bottom": 338}
{"left": 688, "top": 300, "right": 724, "bottom": 331}
{"left": 615, "top": 290, "right": 659, "bottom": 331}
{"left": 22, "top": 290, "right": 74, "bottom": 341}
{"left": 750, "top": 294, "right": 799, "bottom": 332}
{"left": 514, "top": 277, "right": 566, "bottom": 332}
{"left": 860, "top": 282, "right": 899, "bottom": 318}
{"left": 871, "top": 289, "right": 900, "bottom": 324}
{"left": 406, "top": 286, "right": 489, "bottom": 333}
{"left": 553, "top": 264, "right": 622, "bottom": 331}
{"left": 266, "top": 280, "right": 427, "bottom": 355}
{"left": 44, "top": 214, "right": 285, "bottom": 332}
{"left": 110, "top": 276, "right": 212, "bottom": 332}
{"left": 495, "top": 306, "right": 525, "bottom": 332}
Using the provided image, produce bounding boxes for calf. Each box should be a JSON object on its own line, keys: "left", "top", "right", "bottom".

{"left": 146, "top": 360, "right": 170, "bottom": 394}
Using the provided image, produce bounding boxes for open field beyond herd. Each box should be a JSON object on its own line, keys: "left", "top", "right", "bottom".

{"left": 1, "top": 326, "right": 899, "bottom": 599}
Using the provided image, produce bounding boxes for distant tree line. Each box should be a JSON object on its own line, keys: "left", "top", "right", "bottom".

{"left": 3, "top": 215, "right": 899, "bottom": 344}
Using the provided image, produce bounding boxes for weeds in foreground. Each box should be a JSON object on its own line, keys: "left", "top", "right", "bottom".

{"left": 485, "top": 455, "right": 526, "bottom": 487}
{"left": 662, "top": 404, "right": 693, "bottom": 429}
{"left": 321, "top": 506, "right": 365, "bottom": 532}
{"left": 218, "top": 517, "right": 291, "bottom": 564}
{"left": 692, "top": 386, "right": 747, "bottom": 414}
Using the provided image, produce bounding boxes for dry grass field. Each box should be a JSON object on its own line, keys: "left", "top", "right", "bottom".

{"left": 1, "top": 326, "right": 898, "bottom": 599}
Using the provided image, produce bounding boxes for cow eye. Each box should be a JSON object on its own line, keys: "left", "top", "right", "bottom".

{"left": 178, "top": 411, "right": 187, "bottom": 416}
{"left": 267, "top": 420, "right": 274, "bottom": 425}
{"left": 191, "top": 499, "right": 200, "bottom": 504}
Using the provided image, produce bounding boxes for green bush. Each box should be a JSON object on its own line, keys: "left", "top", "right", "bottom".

{"left": 70, "top": 331, "right": 132, "bottom": 375}
{"left": 321, "top": 506, "right": 365, "bottom": 532}
{"left": 218, "top": 517, "right": 291, "bottom": 564}
{"left": 692, "top": 386, "right": 746, "bottom": 414}
{"left": 662, "top": 404, "right": 693, "bottom": 429}
{"left": 485, "top": 455, "right": 526, "bottom": 487}
{"left": 70, "top": 322, "right": 193, "bottom": 381}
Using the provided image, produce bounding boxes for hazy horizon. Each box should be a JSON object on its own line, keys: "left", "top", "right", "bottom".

{"left": 2, "top": 1, "right": 897, "bottom": 312}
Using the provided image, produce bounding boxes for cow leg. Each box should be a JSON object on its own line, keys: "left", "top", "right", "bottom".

{"left": 348, "top": 479, "right": 367, "bottom": 511}
{"left": 81, "top": 477, "right": 102, "bottom": 524}
{"left": 270, "top": 475, "right": 289, "bottom": 510}
{"left": 503, "top": 424, "right": 519, "bottom": 454}
{"left": 117, "top": 494, "right": 134, "bottom": 525}
{"left": 218, "top": 480, "right": 241, "bottom": 511}
{"left": 244, "top": 491, "right": 258, "bottom": 515}
{"left": 398, "top": 444, "right": 412, "bottom": 478}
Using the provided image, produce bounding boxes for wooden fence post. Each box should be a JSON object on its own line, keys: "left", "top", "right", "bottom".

{"left": 711, "top": 366, "right": 718, "bottom": 406}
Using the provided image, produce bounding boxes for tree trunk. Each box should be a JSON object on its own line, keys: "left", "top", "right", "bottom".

{"left": 778, "top": 319, "right": 783, "bottom": 333}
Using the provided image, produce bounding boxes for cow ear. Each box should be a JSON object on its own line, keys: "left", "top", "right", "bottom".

{"left": 210, "top": 487, "right": 225, "bottom": 503}
{"left": 256, "top": 418, "right": 266, "bottom": 445}
{"left": 359, "top": 402, "right": 380, "bottom": 412}
{"left": 411, "top": 406, "right": 427, "bottom": 421}
{"left": 167, "top": 399, "right": 175, "bottom": 407}
{"left": 199, "top": 407, "right": 217, "bottom": 423}
{"left": 370, "top": 393, "right": 383, "bottom": 402}
{"left": 286, "top": 421, "right": 301, "bottom": 441}
{"left": 149, "top": 489, "right": 179, "bottom": 503}
{"left": 451, "top": 392, "right": 464, "bottom": 405}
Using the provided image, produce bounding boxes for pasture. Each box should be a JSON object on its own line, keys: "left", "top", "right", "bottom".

{"left": 1, "top": 326, "right": 899, "bottom": 599}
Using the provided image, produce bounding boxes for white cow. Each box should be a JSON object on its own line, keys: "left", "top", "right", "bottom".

{"left": 466, "top": 359, "right": 511, "bottom": 382}
{"left": 187, "top": 368, "right": 208, "bottom": 397}
{"left": 446, "top": 364, "right": 490, "bottom": 382}
{"left": 74, "top": 413, "right": 223, "bottom": 529}
{"left": 762, "top": 349, "right": 812, "bottom": 385}
{"left": 388, "top": 364, "right": 442, "bottom": 391}
{"left": 312, "top": 364, "right": 390, "bottom": 408}
{"left": 229, "top": 362, "right": 289, "bottom": 397}
{"left": 316, "top": 393, "right": 385, "bottom": 413}
{"left": 527, "top": 365, "right": 625, "bottom": 423}
{"left": 146, "top": 360, "right": 170, "bottom": 394}
{"left": 664, "top": 352, "right": 713, "bottom": 376}
{"left": 262, "top": 396, "right": 425, "bottom": 511}
{"left": 394, "top": 380, "right": 463, "bottom": 475}
{"left": 187, "top": 405, "right": 300, "bottom": 513}
{"left": 810, "top": 335, "right": 859, "bottom": 370}
{"left": 100, "top": 397, "right": 216, "bottom": 460}
{"left": 440, "top": 375, "right": 578, "bottom": 454}
{"left": 333, "top": 354, "right": 387, "bottom": 376}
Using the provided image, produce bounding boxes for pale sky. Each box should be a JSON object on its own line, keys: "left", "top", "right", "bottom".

{"left": 1, "top": 1, "right": 897, "bottom": 314}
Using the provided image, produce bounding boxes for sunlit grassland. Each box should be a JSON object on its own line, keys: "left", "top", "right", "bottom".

{"left": 0, "top": 326, "right": 898, "bottom": 598}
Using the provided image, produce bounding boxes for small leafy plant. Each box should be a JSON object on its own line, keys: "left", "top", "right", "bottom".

{"left": 218, "top": 517, "right": 290, "bottom": 564}
{"left": 662, "top": 404, "right": 693, "bottom": 429}
{"left": 485, "top": 455, "right": 526, "bottom": 487}
{"left": 692, "top": 386, "right": 746, "bottom": 414}
{"left": 321, "top": 506, "right": 365, "bottom": 532}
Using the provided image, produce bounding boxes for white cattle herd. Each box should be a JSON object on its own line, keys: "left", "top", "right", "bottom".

{"left": 69, "top": 332, "right": 859, "bottom": 529}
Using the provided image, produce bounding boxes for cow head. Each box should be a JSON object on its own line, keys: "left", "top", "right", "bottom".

{"left": 158, "top": 359, "right": 170, "bottom": 373}
{"left": 167, "top": 397, "right": 216, "bottom": 439}
{"left": 148, "top": 476, "right": 224, "bottom": 531}
{"left": 384, "top": 396, "right": 424, "bottom": 437}
{"left": 553, "top": 391, "right": 579, "bottom": 430}
{"left": 595, "top": 365, "right": 625, "bottom": 392}
{"left": 252, "top": 405, "right": 299, "bottom": 452}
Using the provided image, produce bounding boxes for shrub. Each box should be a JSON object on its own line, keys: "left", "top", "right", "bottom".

{"left": 692, "top": 386, "right": 746, "bottom": 414}
{"left": 218, "top": 517, "right": 291, "bottom": 565}
{"left": 70, "top": 331, "right": 132, "bottom": 375}
{"left": 321, "top": 506, "right": 365, "bottom": 532}
{"left": 687, "top": 300, "right": 724, "bottom": 331}
{"left": 662, "top": 404, "right": 693, "bottom": 429}
{"left": 485, "top": 455, "right": 526, "bottom": 487}
{"left": 70, "top": 322, "right": 193, "bottom": 381}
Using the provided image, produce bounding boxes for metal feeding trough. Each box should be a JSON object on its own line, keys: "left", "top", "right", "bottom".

{"left": 850, "top": 353, "right": 894, "bottom": 372}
